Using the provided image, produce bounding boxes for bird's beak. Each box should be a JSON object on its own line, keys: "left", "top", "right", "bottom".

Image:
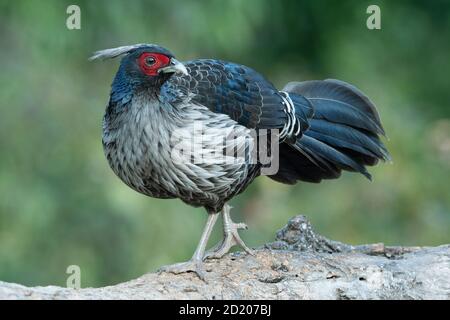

{"left": 159, "top": 58, "right": 188, "bottom": 76}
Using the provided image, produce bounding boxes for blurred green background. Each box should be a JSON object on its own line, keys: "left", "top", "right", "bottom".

{"left": 1, "top": 0, "right": 449, "bottom": 287}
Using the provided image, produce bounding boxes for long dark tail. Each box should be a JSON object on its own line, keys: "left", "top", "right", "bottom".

{"left": 270, "top": 79, "right": 390, "bottom": 184}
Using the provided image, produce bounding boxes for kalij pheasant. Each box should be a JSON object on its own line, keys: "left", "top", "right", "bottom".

{"left": 91, "top": 44, "right": 390, "bottom": 279}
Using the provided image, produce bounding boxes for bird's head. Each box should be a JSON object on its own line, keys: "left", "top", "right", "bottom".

{"left": 90, "top": 44, "right": 188, "bottom": 103}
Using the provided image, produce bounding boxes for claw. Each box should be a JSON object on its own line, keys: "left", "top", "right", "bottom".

{"left": 205, "top": 206, "right": 253, "bottom": 260}
{"left": 158, "top": 213, "right": 219, "bottom": 281}
{"left": 236, "top": 222, "right": 248, "bottom": 230}
{"left": 158, "top": 259, "right": 207, "bottom": 281}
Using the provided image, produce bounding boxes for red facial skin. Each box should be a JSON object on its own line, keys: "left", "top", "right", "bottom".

{"left": 138, "top": 53, "right": 170, "bottom": 76}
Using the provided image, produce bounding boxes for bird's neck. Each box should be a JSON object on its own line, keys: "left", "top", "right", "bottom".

{"left": 110, "top": 65, "right": 165, "bottom": 108}
{"left": 104, "top": 88, "right": 178, "bottom": 136}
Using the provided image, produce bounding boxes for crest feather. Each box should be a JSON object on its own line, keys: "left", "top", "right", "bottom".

{"left": 89, "top": 44, "right": 155, "bottom": 61}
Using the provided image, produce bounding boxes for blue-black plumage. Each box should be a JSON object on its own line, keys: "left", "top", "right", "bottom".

{"left": 92, "top": 44, "right": 390, "bottom": 280}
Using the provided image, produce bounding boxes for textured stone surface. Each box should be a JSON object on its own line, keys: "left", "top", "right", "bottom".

{"left": 1, "top": 215, "right": 449, "bottom": 300}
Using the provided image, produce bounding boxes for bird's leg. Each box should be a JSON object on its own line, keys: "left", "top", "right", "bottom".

{"left": 158, "top": 212, "right": 219, "bottom": 280}
{"left": 205, "top": 203, "right": 254, "bottom": 259}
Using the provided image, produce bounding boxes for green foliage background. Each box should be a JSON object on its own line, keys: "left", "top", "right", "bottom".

{"left": 0, "top": 0, "right": 449, "bottom": 287}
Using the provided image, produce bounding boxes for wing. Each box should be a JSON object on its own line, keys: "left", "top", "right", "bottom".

{"left": 160, "top": 59, "right": 288, "bottom": 130}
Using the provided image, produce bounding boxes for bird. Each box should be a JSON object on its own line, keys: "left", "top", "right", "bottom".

{"left": 91, "top": 44, "right": 390, "bottom": 280}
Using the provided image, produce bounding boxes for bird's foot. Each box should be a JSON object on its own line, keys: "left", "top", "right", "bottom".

{"left": 158, "top": 259, "right": 207, "bottom": 281}
{"left": 205, "top": 221, "right": 254, "bottom": 259}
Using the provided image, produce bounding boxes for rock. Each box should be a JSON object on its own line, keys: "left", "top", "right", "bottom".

{"left": 1, "top": 215, "right": 449, "bottom": 300}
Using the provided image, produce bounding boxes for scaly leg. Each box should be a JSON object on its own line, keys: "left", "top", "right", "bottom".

{"left": 205, "top": 203, "right": 254, "bottom": 259}
{"left": 158, "top": 212, "right": 219, "bottom": 280}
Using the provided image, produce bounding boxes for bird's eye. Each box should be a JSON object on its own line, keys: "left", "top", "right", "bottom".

{"left": 138, "top": 53, "right": 170, "bottom": 76}
{"left": 145, "top": 56, "right": 156, "bottom": 66}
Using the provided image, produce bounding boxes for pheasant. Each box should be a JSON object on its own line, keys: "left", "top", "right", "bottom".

{"left": 91, "top": 44, "right": 390, "bottom": 279}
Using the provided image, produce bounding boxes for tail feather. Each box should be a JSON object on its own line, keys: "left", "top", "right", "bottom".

{"left": 270, "top": 79, "right": 390, "bottom": 184}
{"left": 295, "top": 135, "right": 372, "bottom": 180}
{"left": 283, "top": 79, "right": 385, "bottom": 136}
{"left": 270, "top": 144, "right": 340, "bottom": 184}
{"left": 308, "top": 119, "right": 391, "bottom": 161}
{"left": 290, "top": 93, "right": 314, "bottom": 131}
